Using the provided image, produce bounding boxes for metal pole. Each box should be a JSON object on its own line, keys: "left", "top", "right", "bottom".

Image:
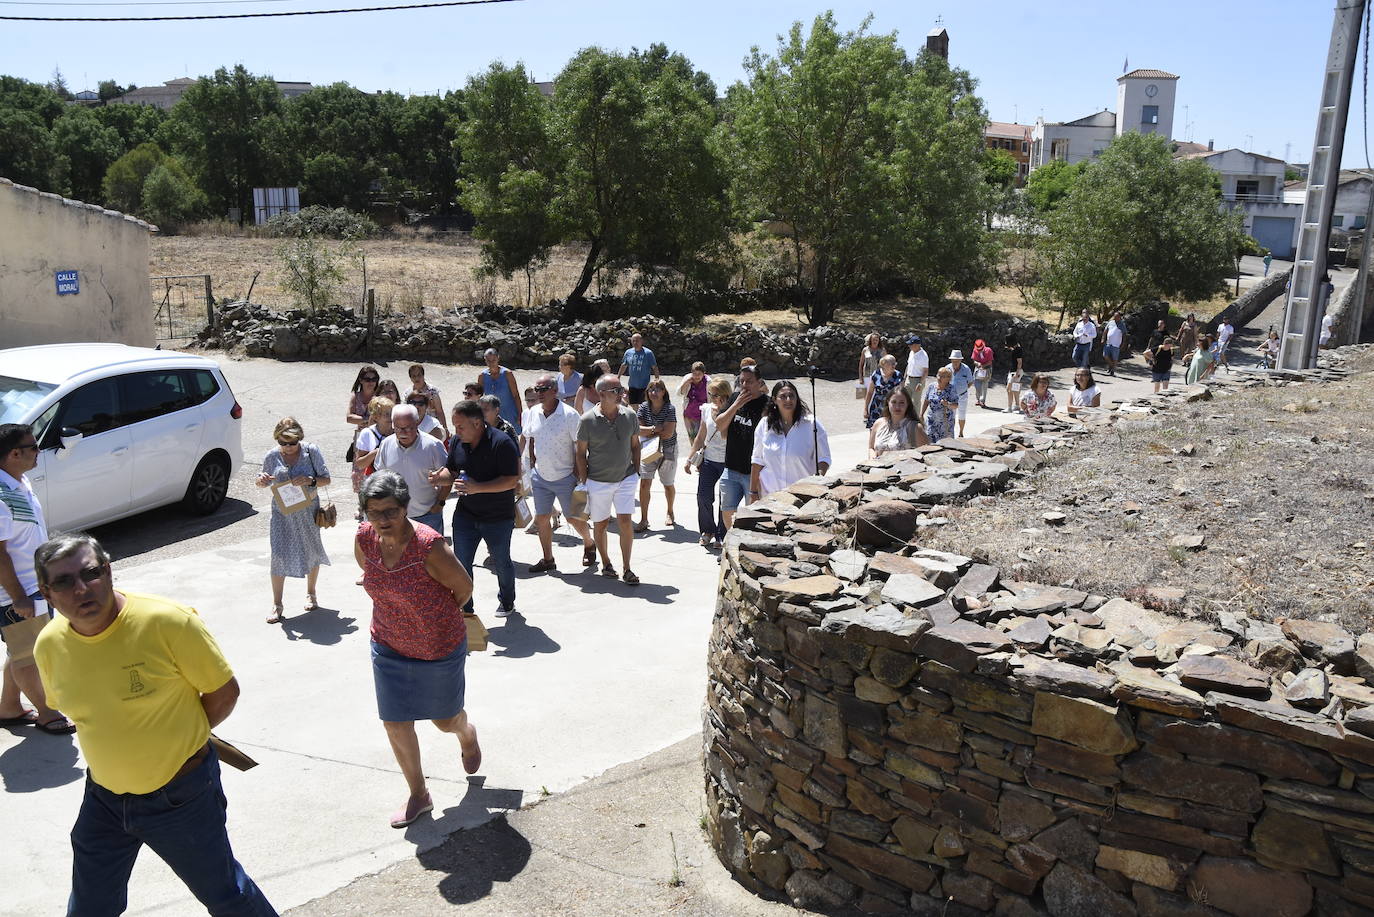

{"left": 807, "top": 367, "right": 820, "bottom": 475}
{"left": 204, "top": 275, "right": 215, "bottom": 330}
{"left": 1279, "top": 0, "right": 1366, "bottom": 370}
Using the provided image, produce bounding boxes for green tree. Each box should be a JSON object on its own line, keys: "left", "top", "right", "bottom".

{"left": 1037, "top": 131, "right": 1244, "bottom": 322}
{"left": 97, "top": 80, "right": 124, "bottom": 102}
{"left": 51, "top": 107, "right": 123, "bottom": 203}
{"left": 140, "top": 160, "right": 207, "bottom": 229}
{"left": 101, "top": 142, "right": 166, "bottom": 213}
{"left": 459, "top": 48, "right": 731, "bottom": 313}
{"left": 396, "top": 91, "right": 464, "bottom": 212}
{"left": 94, "top": 102, "right": 165, "bottom": 153}
{"left": 0, "top": 107, "right": 61, "bottom": 191}
{"left": 1025, "top": 158, "right": 1084, "bottom": 212}
{"left": 721, "top": 14, "right": 993, "bottom": 325}
{"left": 159, "top": 65, "right": 287, "bottom": 222}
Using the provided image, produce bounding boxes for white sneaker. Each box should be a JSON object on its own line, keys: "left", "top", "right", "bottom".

{"left": 495, "top": 604, "right": 514, "bottom": 618}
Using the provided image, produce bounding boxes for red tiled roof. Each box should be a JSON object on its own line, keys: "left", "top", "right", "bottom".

{"left": 1120, "top": 69, "right": 1179, "bottom": 80}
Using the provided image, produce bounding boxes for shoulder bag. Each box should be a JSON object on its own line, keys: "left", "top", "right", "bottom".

{"left": 306, "top": 446, "right": 337, "bottom": 528}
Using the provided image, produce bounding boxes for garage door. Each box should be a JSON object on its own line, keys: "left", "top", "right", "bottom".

{"left": 1252, "top": 216, "right": 1296, "bottom": 259}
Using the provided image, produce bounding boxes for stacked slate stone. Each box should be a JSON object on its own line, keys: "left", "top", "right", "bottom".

{"left": 704, "top": 417, "right": 1374, "bottom": 916}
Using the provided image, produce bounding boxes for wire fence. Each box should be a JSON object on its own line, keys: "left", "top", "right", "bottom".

{"left": 151, "top": 274, "right": 214, "bottom": 342}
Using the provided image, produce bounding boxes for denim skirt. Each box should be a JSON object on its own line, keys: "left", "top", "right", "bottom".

{"left": 371, "top": 638, "right": 468, "bottom": 722}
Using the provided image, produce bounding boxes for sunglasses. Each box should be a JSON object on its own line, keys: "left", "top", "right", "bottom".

{"left": 362, "top": 375, "right": 379, "bottom": 383}
{"left": 277, "top": 439, "right": 301, "bottom": 447}
{"left": 534, "top": 384, "right": 555, "bottom": 393}
{"left": 46, "top": 563, "right": 108, "bottom": 592}
{"left": 365, "top": 506, "right": 405, "bottom": 523}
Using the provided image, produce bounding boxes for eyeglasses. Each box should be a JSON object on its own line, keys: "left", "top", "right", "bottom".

{"left": 393, "top": 424, "right": 418, "bottom": 433}
{"left": 277, "top": 439, "right": 300, "bottom": 447}
{"left": 533, "top": 384, "right": 555, "bottom": 393}
{"left": 601, "top": 386, "right": 623, "bottom": 394}
{"left": 46, "top": 563, "right": 108, "bottom": 592}
{"left": 362, "top": 375, "right": 379, "bottom": 383}
{"left": 365, "top": 506, "right": 405, "bottom": 523}
{"left": 775, "top": 391, "right": 797, "bottom": 400}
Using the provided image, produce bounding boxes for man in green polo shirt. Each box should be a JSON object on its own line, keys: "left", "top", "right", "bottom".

{"left": 576, "top": 375, "right": 641, "bottom": 585}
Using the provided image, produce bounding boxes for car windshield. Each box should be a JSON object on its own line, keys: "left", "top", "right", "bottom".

{"left": 0, "top": 375, "right": 58, "bottom": 425}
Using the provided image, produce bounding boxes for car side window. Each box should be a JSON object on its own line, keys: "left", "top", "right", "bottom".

{"left": 119, "top": 371, "right": 195, "bottom": 425}
{"left": 185, "top": 369, "right": 220, "bottom": 405}
{"left": 56, "top": 379, "right": 122, "bottom": 438}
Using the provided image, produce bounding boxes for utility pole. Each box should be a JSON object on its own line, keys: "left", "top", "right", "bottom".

{"left": 1279, "top": 0, "right": 1367, "bottom": 370}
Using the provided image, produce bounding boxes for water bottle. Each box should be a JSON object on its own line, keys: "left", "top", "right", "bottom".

{"left": 457, "top": 471, "right": 468, "bottom": 495}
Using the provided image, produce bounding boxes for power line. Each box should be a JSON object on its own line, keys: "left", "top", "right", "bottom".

{"left": 0, "top": 0, "right": 519, "bottom": 21}
{"left": 0, "top": 1, "right": 314, "bottom": 6}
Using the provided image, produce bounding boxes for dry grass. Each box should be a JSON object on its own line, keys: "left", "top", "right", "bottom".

{"left": 151, "top": 234, "right": 602, "bottom": 315}
{"left": 152, "top": 231, "right": 1239, "bottom": 328}
{"left": 939, "top": 350, "right": 1374, "bottom": 630}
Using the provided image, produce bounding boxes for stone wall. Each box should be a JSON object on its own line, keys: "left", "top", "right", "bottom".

{"left": 1207, "top": 268, "right": 1292, "bottom": 336}
{"left": 1322, "top": 276, "right": 1362, "bottom": 348}
{"left": 199, "top": 302, "right": 1076, "bottom": 377}
{"left": 704, "top": 377, "right": 1374, "bottom": 916}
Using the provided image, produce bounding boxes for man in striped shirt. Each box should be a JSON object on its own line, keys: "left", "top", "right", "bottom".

{"left": 0, "top": 423, "right": 74, "bottom": 734}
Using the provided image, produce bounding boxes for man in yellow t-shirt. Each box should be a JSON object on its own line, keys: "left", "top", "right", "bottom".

{"left": 33, "top": 533, "right": 276, "bottom": 917}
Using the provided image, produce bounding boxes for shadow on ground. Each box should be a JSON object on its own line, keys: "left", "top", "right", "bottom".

{"left": 94, "top": 498, "right": 258, "bottom": 563}
{"left": 0, "top": 730, "right": 82, "bottom": 792}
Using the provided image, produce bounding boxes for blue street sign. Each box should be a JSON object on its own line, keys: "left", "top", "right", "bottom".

{"left": 55, "top": 270, "right": 80, "bottom": 295}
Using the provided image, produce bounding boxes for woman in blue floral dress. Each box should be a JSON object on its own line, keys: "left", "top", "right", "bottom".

{"left": 923, "top": 367, "right": 959, "bottom": 443}
{"left": 865, "top": 354, "right": 904, "bottom": 429}
{"left": 255, "top": 417, "right": 332, "bottom": 623}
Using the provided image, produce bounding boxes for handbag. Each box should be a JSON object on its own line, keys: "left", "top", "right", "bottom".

{"left": 307, "top": 447, "right": 337, "bottom": 528}
{"left": 568, "top": 483, "right": 590, "bottom": 521}
{"left": 854, "top": 381, "right": 867, "bottom": 400}
{"left": 513, "top": 497, "right": 533, "bottom": 529}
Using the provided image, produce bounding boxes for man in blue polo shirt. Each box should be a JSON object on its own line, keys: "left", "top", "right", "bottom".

{"left": 429, "top": 400, "right": 520, "bottom": 617}
{"left": 618, "top": 332, "right": 660, "bottom": 406}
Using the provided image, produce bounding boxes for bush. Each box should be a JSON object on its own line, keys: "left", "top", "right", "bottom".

{"left": 266, "top": 205, "right": 378, "bottom": 240}
{"left": 277, "top": 237, "right": 351, "bottom": 310}
{"left": 140, "top": 161, "right": 207, "bottom": 230}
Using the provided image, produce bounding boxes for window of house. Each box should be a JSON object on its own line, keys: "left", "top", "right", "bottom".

{"left": 1142, "top": 105, "right": 1159, "bottom": 125}
{"left": 1354, "top": 215, "right": 1368, "bottom": 230}
{"left": 1235, "top": 179, "right": 1260, "bottom": 199}
{"left": 1050, "top": 139, "right": 1070, "bottom": 161}
{"left": 1022, "top": 140, "right": 1029, "bottom": 153}
{"left": 1333, "top": 215, "right": 1345, "bottom": 227}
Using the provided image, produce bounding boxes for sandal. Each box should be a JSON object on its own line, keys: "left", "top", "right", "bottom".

{"left": 622, "top": 570, "right": 640, "bottom": 586}
{"left": 582, "top": 544, "right": 597, "bottom": 567}
{"left": 389, "top": 792, "right": 433, "bottom": 829}
{"left": 0, "top": 709, "right": 38, "bottom": 728}
{"left": 266, "top": 604, "right": 284, "bottom": 624}
{"left": 36, "top": 715, "right": 76, "bottom": 735}
{"left": 462, "top": 725, "right": 482, "bottom": 775}
{"left": 601, "top": 564, "right": 618, "bottom": 579}
{"left": 304, "top": 593, "right": 319, "bottom": 611}
{"left": 633, "top": 520, "right": 649, "bottom": 533}
{"left": 665, "top": 513, "right": 676, "bottom": 526}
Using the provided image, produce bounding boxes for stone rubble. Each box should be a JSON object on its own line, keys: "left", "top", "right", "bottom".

{"left": 705, "top": 348, "right": 1374, "bottom": 916}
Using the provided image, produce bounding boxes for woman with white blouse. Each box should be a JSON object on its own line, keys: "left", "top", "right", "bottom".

{"left": 750, "top": 381, "right": 831, "bottom": 500}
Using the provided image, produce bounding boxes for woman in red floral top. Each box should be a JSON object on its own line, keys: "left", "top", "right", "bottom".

{"left": 355, "top": 470, "right": 482, "bottom": 828}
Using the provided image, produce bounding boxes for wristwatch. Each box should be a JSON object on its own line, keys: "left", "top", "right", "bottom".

{"left": 309, "top": 475, "right": 317, "bottom": 486}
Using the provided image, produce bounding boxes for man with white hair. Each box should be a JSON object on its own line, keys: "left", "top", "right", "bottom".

{"left": 374, "top": 404, "right": 450, "bottom": 534}
{"left": 576, "top": 375, "right": 642, "bottom": 585}
{"left": 933, "top": 350, "right": 974, "bottom": 438}
{"left": 525, "top": 374, "right": 596, "bottom": 572}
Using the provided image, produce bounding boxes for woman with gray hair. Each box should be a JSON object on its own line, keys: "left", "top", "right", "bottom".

{"left": 355, "top": 470, "right": 482, "bottom": 828}
{"left": 478, "top": 348, "right": 522, "bottom": 435}
{"left": 255, "top": 416, "right": 331, "bottom": 623}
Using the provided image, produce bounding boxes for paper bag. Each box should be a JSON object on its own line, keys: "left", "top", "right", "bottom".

{"left": 640, "top": 436, "right": 662, "bottom": 466}
{"left": 567, "top": 484, "right": 590, "bottom": 521}
{"left": 854, "top": 382, "right": 867, "bottom": 400}
{"left": 465, "top": 613, "right": 488, "bottom": 652}
{"left": 0, "top": 606, "right": 49, "bottom": 664}
{"left": 513, "top": 497, "right": 533, "bottom": 529}
{"left": 210, "top": 734, "right": 259, "bottom": 771}
{"left": 272, "top": 480, "right": 317, "bottom": 515}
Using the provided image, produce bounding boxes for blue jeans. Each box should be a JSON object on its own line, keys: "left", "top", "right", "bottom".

{"left": 69, "top": 745, "right": 276, "bottom": 917}
{"left": 451, "top": 510, "right": 515, "bottom": 613}
{"left": 719, "top": 468, "right": 750, "bottom": 513}
{"left": 413, "top": 509, "right": 445, "bottom": 536}
{"left": 1073, "top": 342, "right": 1092, "bottom": 368}
{"left": 696, "top": 459, "right": 726, "bottom": 539}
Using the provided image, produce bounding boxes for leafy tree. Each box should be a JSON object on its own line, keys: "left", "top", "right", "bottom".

{"left": 101, "top": 142, "right": 166, "bottom": 213}
{"left": 47, "top": 67, "right": 73, "bottom": 101}
{"left": 159, "top": 65, "right": 287, "bottom": 222}
{"left": 97, "top": 80, "right": 124, "bottom": 102}
{"left": 94, "top": 102, "right": 165, "bottom": 153}
{"left": 721, "top": 14, "right": 993, "bottom": 326}
{"left": 983, "top": 149, "right": 1018, "bottom": 188}
{"left": 140, "top": 160, "right": 207, "bottom": 229}
{"left": 1036, "top": 131, "right": 1244, "bottom": 322}
{"left": 277, "top": 237, "right": 351, "bottom": 310}
{"left": 51, "top": 107, "right": 123, "bottom": 202}
{"left": 396, "top": 91, "right": 464, "bottom": 212}
{"left": 0, "top": 107, "right": 61, "bottom": 191}
{"left": 0, "top": 75, "right": 65, "bottom": 127}
{"left": 301, "top": 151, "right": 362, "bottom": 208}
{"left": 460, "top": 48, "right": 731, "bottom": 313}
{"left": 458, "top": 63, "right": 558, "bottom": 289}
{"left": 1025, "top": 158, "right": 1084, "bottom": 212}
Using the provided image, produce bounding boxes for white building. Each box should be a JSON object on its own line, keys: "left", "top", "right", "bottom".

{"left": 109, "top": 77, "right": 313, "bottom": 110}
{"left": 1030, "top": 69, "right": 1179, "bottom": 168}
{"left": 1177, "top": 149, "right": 1300, "bottom": 258}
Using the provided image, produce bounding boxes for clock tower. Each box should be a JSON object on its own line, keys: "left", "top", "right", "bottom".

{"left": 1116, "top": 69, "right": 1178, "bottom": 140}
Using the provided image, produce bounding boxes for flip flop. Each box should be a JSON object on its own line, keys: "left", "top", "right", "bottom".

{"left": 36, "top": 716, "right": 76, "bottom": 735}
{"left": 0, "top": 710, "right": 38, "bottom": 727}
{"left": 462, "top": 726, "right": 482, "bottom": 775}
{"left": 389, "top": 792, "right": 433, "bottom": 829}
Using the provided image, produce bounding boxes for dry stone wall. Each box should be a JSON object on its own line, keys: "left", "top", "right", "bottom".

{"left": 704, "top": 371, "right": 1374, "bottom": 916}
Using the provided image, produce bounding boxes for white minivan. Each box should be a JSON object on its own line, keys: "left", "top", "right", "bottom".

{"left": 0, "top": 344, "right": 243, "bottom": 532}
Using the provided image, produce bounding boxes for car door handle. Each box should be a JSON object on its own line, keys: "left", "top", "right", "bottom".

{"left": 112, "top": 447, "right": 129, "bottom": 456}
{"left": 185, "top": 423, "right": 201, "bottom": 432}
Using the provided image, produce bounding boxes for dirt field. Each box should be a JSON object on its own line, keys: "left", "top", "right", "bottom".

{"left": 938, "top": 349, "right": 1374, "bottom": 631}
{"left": 150, "top": 232, "right": 1233, "bottom": 333}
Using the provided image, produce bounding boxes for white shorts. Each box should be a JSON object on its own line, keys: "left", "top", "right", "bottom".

{"left": 957, "top": 391, "right": 969, "bottom": 421}
{"left": 587, "top": 474, "right": 638, "bottom": 522}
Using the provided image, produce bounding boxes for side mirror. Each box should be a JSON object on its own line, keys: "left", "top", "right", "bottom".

{"left": 59, "top": 427, "right": 83, "bottom": 452}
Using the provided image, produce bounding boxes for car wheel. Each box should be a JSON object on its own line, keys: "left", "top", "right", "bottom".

{"left": 183, "top": 455, "right": 230, "bottom": 515}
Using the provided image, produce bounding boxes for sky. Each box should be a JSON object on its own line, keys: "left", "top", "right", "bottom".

{"left": 2, "top": 0, "right": 1369, "bottom": 167}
